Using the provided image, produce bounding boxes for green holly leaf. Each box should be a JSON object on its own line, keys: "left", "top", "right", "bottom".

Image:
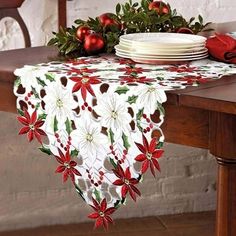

{"left": 14, "top": 76, "right": 21, "bottom": 87}
{"left": 109, "top": 157, "right": 117, "bottom": 168}
{"left": 114, "top": 199, "right": 121, "bottom": 208}
{"left": 65, "top": 118, "right": 72, "bottom": 135}
{"left": 38, "top": 146, "right": 52, "bottom": 155}
{"left": 136, "top": 108, "right": 144, "bottom": 132}
{"left": 122, "top": 132, "right": 130, "bottom": 150}
{"left": 136, "top": 108, "right": 144, "bottom": 120}
{"left": 45, "top": 73, "right": 55, "bottom": 82}
{"left": 75, "top": 184, "right": 85, "bottom": 201}
{"left": 38, "top": 113, "right": 47, "bottom": 120}
{"left": 115, "top": 86, "right": 129, "bottom": 95}
{"left": 31, "top": 86, "right": 40, "bottom": 98}
{"left": 36, "top": 77, "right": 46, "bottom": 87}
{"left": 157, "top": 101, "right": 165, "bottom": 116}
{"left": 127, "top": 95, "right": 138, "bottom": 104}
{"left": 94, "top": 188, "right": 101, "bottom": 203}
{"left": 17, "top": 108, "right": 24, "bottom": 116}
{"left": 109, "top": 128, "right": 115, "bottom": 144}
{"left": 157, "top": 141, "right": 164, "bottom": 149}
{"left": 54, "top": 116, "right": 58, "bottom": 132}
{"left": 71, "top": 149, "right": 79, "bottom": 158}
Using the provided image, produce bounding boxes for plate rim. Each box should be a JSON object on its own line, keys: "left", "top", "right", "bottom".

{"left": 115, "top": 45, "right": 208, "bottom": 56}
{"left": 115, "top": 52, "right": 208, "bottom": 61}
{"left": 119, "top": 32, "right": 206, "bottom": 46}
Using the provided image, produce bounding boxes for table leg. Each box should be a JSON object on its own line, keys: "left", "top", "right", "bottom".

{"left": 209, "top": 112, "right": 236, "bottom": 236}
{"left": 215, "top": 158, "right": 236, "bottom": 236}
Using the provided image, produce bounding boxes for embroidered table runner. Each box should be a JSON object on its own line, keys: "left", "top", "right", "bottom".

{"left": 13, "top": 55, "right": 236, "bottom": 229}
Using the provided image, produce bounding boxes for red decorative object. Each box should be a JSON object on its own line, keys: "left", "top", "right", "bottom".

{"left": 112, "top": 164, "right": 141, "bottom": 201}
{"left": 83, "top": 33, "right": 105, "bottom": 54}
{"left": 55, "top": 148, "right": 81, "bottom": 183}
{"left": 17, "top": 109, "right": 46, "bottom": 144}
{"left": 88, "top": 198, "right": 116, "bottom": 230}
{"left": 135, "top": 134, "right": 164, "bottom": 177}
{"left": 176, "top": 27, "right": 194, "bottom": 34}
{"left": 69, "top": 75, "right": 101, "bottom": 100}
{"left": 148, "top": 1, "right": 170, "bottom": 15}
{"left": 76, "top": 26, "right": 91, "bottom": 41}
{"left": 206, "top": 34, "right": 236, "bottom": 64}
{"left": 98, "top": 13, "right": 121, "bottom": 31}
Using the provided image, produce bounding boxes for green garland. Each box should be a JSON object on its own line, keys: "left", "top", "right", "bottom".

{"left": 48, "top": 0, "right": 211, "bottom": 58}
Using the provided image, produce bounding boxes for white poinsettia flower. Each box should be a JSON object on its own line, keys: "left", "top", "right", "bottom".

{"left": 43, "top": 82, "right": 77, "bottom": 125}
{"left": 71, "top": 118, "right": 108, "bottom": 159}
{"left": 94, "top": 93, "right": 132, "bottom": 133}
{"left": 136, "top": 84, "right": 167, "bottom": 114}
{"left": 14, "top": 65, "right": 48, "bottom": 90}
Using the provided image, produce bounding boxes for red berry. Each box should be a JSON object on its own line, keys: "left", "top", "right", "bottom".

{"left": 76, "top": 26, "right": 91, "bottom": 41}
{"left": 98, "top": 13, "right": 121, "bottom": 31}
{"left": 176, "top": 27, "right": 194, "bottom": 34}
{"left": 148, "top": 1, "right": 170, "bottom": 15}
{"left": 84, "top": 33, "right": 105, "bottom": 55}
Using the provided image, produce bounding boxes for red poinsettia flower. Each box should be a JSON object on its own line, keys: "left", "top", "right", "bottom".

{"left": 119, "top": 75, "right": 155, "bottom": 85}
{"left": 167, "top": 65, "right": 196, "bottom": 73}
{"left": 135, "top": 135, "right": 164, "bottom": 177}
{"left": 118, "top": 58, "right": 134, "bottom": 65}
{"left": 67, "top": 58, "right": 89, "bottom": 65}
{"left": 66, "top": 67, "right": 97, "bottom": 75}
{"left": 55, "top": 148, "right": 81, "bottom": 183}
{"left": 118, "top": 66, "right": 151, "bottom": 75}
{"left": 17, "top": 109, "right": 46, "bottom": 144}
{"left": 88, "top": 198, "right": 116, "bottom": 230}
{"left": 69, "top": 75, "right": 101, "bottom": 100}
{"left": 175, "top": 75, "right": 209, "bottom": 85}
{"left": 112, "top": 164, "right": 141, "bottom": 201}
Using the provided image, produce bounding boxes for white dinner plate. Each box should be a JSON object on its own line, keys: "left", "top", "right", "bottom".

{"left": 116, "top": 53, "right": 208, "bottom": 65}
{"left": 115, "top": 44, "right": 208, "bottom": 56}
{"left": 119, "top": 32, "right": 206, "bottom": 47}
{"left": 119, "top": 40, "right": 206, "bottom": 50}
{"left": 115, "top": 50, "right": 208, "bottom": 59}
{"left": 115, "top": 52, "right": 208, "bottom": 63}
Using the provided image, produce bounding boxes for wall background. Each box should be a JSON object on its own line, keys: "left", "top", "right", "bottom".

{"left": 0, "top": 0, "right": 234, "bottom": 231}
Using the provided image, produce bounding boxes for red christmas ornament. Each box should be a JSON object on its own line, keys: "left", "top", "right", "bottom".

{"left": 84, "top": 33, "right": 105, "bottom": 55}
{"left": 98, "top": 13, "right": 121, "bottom": 30}
{"left": 176, "top": 27, "right": 194, "bottom": 34}
{"left": 76, "top": 26, "right": 91, "bottom": 41}
{"left": 148, "top": 1, "right": 170, "bottom": 15}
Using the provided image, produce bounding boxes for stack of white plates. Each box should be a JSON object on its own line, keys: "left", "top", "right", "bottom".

{"left": 115, "top": 33, "right": 208, "bottom": 64}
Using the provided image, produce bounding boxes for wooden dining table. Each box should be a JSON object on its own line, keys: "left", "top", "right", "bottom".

{"left": 0, "top": 46, "right": 235, "bottom": 236}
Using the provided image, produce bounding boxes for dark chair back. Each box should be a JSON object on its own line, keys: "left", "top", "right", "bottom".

{"left": 0, "top": 0, "right": 68, "bottom": 48}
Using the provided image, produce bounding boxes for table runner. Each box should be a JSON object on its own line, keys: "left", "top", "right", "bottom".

{"left": 13, "top": 55, "right": 236, "bottom": 229}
